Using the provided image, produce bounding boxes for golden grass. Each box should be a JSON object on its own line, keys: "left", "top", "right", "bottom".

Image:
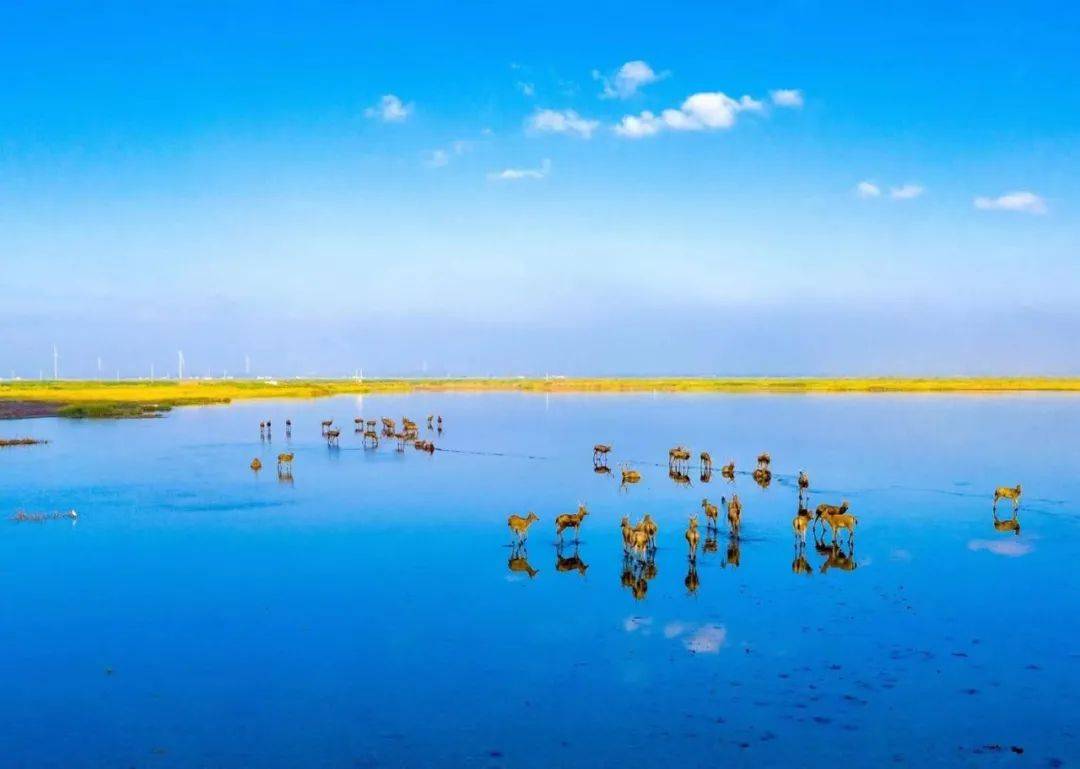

{"left": 0, "top": 376, "right": 1078, "bottom": 416}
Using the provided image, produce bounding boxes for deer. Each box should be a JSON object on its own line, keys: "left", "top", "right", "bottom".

{"left": 820, "top": 506, "right": 858, "bottom": 545}
{"left": 554, "top": 504, "right": 589, "bottom": 543}
{"left": 993, "top": 484, "right": 1022, "bottom": 513}
{"left": 798, "top": 470, "right": 810, "bottom": 492}
{"left": 320, "top": 419, "right": 333, "bottom": 434}
{"left": 668, "top": 446, "right": 691, "bottom": 468}
{"left": 721, "top": 461, "right": 735, "bottom": 479}
{"left": 721, "top": 495, "right": 742, "bottom": 532}
{"left": 620, "top": 466, "right": 642, "bottom": 486}
{"left": 508, "top": 512, "right": 540, "bottom": 544}
{"left": 325, "top": 428, "right": 341, "bottom": 446}
{"left": 685, "top": 516, "right": 700, "bottom": 559}
{"left": 701, "top": 498, "right": 719, "bottom": 529}
{"left": 362, "top": 430, "right": 379, "bottom": 447}
{"left": 277, "top": 452, "right": 294, "bottom": 471}
{"left": 757, "top": 452, "right": 771, "bottom": 469}
{"left": 814, "top": 501, "right": 850, "bottom": 533}
{"left": 792, "top": 511, "right": 811, "bottom": 545}
{"left": 700, "top": 451, "right": 713, "bottom": 473}
{"left": 593, "top": 444, "right": 612, "bottom": 464}
{"left": 752, "top": 466, "right": 772, "bottom": 488}
{"left": 250, "top": 458, "right": 262, "bottom": 471}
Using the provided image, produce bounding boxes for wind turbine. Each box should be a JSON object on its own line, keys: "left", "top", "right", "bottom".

{"left": 177, "top": 350, "right": 185, "bottom": 380}
{"left": 52, "top": 344, "right": 59, "bottom": 380}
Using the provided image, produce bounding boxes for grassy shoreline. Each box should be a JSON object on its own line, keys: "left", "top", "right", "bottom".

{"left": 1, "top": 377, "right": 1079, "bottom": 419}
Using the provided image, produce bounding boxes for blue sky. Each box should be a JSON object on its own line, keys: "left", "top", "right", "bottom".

{"left": 1, "top": 1, "right": 1078, "bottom": 377}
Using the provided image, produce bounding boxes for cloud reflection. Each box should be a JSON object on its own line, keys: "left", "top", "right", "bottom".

{"left": 968, "top": 539, "right": 1034, "bottom": 557}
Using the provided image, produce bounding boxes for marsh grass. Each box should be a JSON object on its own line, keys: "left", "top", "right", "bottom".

{"left": 0, "top": 437, "right": 48, "bottom": 447}
{"left": 0, "top": 376, "right": 1078, "bottom": 420}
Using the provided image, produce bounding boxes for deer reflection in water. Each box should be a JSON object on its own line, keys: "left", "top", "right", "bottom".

{"left": 819, "top": 539, "right": 858, "bottom": 574}
{"left": 508, "top": 543, "right": 539, "bottom": 579}
{"left": 555, "top": 541, "right": 589, "bottom": 576}
{"left": 791, "top": 542, "right": 814, "bottom": 576}
{"left": 621, "top": 550, "right": 658, "bottom": 601}
{"left": 993, "top": 508, "right": 1021, "bottom": 536}
{"left": 752, "top": 467, "right": 772, "bottom": 489}
{"left": 669, "top": 466, "right": 692, "bottom": 488}
{"left": 684, "top": 557, "right": 700, "bottom": 595}
{"left": 722, "top": 530, "right": 741, "bottom": 569}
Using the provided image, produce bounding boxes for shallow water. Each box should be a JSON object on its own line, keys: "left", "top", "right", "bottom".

{"left": 1, "top": 393, "right": 1078, "bottom": 768}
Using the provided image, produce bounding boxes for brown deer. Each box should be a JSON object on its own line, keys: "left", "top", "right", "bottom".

{"left": 993, "top": 484, "right": 1022, "bottom": 512}
{"left": 277, "top": 452, "right": 294, "bottom": 471}
{"left": 757, "top": 452, "right": 771, "bottom": 469}
{"left": 752, "top": 467, "right": 772, "bottom": 488}
{"left": 620, "top": 466, "right": 642, "bottom": 486}
{"left": 721, "top": 495, "right": 742, "bottom": 532}
{"left": 593, "top": 444, "right": 612, "bottom": 464}
{"left": 325, "top": 428, "right": 341, "bottom": 446}
{"left": 250, "top": 458, "right": 262, "bottom": 471}
{"left": 700, "top": 451, "right": 713, "bottom": 472}
{"left": 554, "top": 504, "right": 589, "bottom": 542}
{"left": 508, "top": 512, "right": 540, "bottom": 544}
{"left": 669, "top": 446, "right": 691, "bottom": 468}
{"left": 820, "top": 506, "right": 858, "bottom": 545}
{"left": 685, "top": 516, "right": 700, "bottom": 559}
{"left": 701, "top": 498, "right": 719, "bottom": 529}
{"left": 721, "top": 461, "right": 735, "bottom": 479}
{"left": 362, "top": 430, "right": 379, "bottom": 447}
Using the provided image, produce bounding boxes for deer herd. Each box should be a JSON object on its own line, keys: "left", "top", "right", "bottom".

{"left": 250, "top": 413, "right": 444, "bottom": 482}
{"left": 508, "top": 441, "right": 1025, "bottom": 596}
{"left": 253, "top": 412, "right": 1024, "bottom": 597}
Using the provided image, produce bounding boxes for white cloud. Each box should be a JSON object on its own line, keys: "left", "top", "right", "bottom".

{"left": 890, "top": 184, "right": 925, "bottom": 200}
{"left": 973, "top": 190, "right": 1047, "bottom": 215}
{"left": 364, "top": 94, "right": 412, "bottom": 123}
{"left": 623, "top": 616, "right": 652, "bottom": 633}
{"left": 425, "top": 149, "right": 449, "bottom": 168}
{"left": 856, "top": 181, "right": 882, "bottom": 198}
{"left": 614, "top": 91, "right": 763, "bottom": 139}
{"left": 770, "top": 89, "right": 804, "bottom": 108}
{"left": 487, "top": 158, "right": 551, "bottom": 181}
{"left": 424, "top": 139, "right": 472, "bottom": 169}
{"left": 594, "top": 60, "right": 667, "bottom": 99}
{"left": 516, "top": 81, "right": 535, "bottom": 97}
{"left": 528, "top": 108, "right": 599, "bottom": 139}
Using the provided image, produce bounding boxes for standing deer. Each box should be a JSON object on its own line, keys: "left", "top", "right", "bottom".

{"left": 993, "top": 484, "right": 1022, "bottom": 513}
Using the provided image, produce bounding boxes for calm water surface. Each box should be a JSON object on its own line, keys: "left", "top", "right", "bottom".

{"left": 1, "top": 393, "right": 1078, "bottom": 768}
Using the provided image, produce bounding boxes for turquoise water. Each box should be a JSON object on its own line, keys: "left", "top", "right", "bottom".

{"left": 1, "top": 393, "right": 1078, "bottom": 768}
